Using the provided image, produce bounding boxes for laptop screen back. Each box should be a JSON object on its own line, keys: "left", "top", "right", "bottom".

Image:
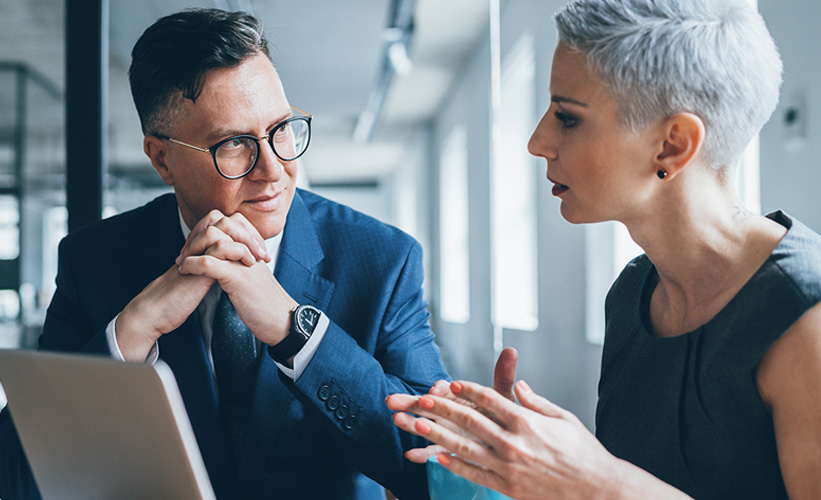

{"left": 0, "top": 349, "right": 216, "bottom": 500}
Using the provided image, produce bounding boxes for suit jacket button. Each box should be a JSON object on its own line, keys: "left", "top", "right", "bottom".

{"left": 318, "top": 384, "right": 331, "bottom": 401}
{"left": 343, "top": 416, "right": 357, "bottom": 430}
{"left": 326, "top": 395, "right": 339, "bottom": 411}
{"left": 335, "top": 405, "right": 349, "bottom": 421}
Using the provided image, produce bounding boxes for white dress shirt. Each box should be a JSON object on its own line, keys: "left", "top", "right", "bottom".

{"left": 105, "top": 209, "right": 328, "bottom": 381}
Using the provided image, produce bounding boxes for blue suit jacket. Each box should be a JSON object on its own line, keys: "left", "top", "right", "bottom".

{"left": 0, "top": 190, "right": 449, "bottom": 500}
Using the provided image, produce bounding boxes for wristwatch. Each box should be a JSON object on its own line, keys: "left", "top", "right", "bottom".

{"left": 269, "top": 304, "right": 322, "bottom": 363}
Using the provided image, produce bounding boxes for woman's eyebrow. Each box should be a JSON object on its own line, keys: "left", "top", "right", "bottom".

{"left": 551, "top": 95, "right": 588, "bottom": 107}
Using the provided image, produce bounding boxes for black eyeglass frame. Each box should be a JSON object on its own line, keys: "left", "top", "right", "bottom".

{"left": 155, "top": 108, "right": 312, "bottom": 180}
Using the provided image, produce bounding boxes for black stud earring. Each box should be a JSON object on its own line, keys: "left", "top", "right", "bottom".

{"left": 657, "top": 169, "right": 668, "bottom": 179}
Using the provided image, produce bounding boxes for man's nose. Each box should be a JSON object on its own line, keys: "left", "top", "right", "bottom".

{"left": 249, "top": 139, "right": 284, "bottom": 182}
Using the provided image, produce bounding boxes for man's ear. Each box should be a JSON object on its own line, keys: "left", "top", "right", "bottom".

{"left": 144, "top": 135, "right": 175, "bottom": 186}
{"left": 654, "top": 112, "right": 705, "bottom": 179}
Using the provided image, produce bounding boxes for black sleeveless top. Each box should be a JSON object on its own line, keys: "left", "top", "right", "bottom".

{"left": 596, "top": 212, "right": 821, "bottom": 500}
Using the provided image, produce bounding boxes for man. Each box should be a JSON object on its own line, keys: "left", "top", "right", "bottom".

{"left": 0, "top": 8, "right": 448, "bottom": 500}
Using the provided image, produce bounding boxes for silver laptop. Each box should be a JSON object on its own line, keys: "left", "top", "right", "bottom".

{"left": 0, "top": 349, "right": 216, "bottom": 500}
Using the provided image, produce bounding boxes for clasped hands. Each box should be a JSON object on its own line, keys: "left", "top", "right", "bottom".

{"left": 386, "top": 348, "right": 628, "bottom": 500}
{"left": 116, "top": 210, "right": 297, "bottom": 361}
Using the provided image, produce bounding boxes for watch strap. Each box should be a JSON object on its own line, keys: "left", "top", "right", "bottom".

{"left": 269, "top": 305, "right": 315, "bottom": 363}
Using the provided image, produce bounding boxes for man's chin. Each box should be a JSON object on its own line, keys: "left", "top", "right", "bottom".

{"left": 253, "top": 216, "right": 286, "bottom": 240}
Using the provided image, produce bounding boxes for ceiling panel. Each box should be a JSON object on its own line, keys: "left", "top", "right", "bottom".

{"left": 1, "top": 0, "right": 490, "bottom": 184}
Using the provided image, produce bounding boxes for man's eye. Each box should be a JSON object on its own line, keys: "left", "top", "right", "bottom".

{"left": 273, "top": 123, "right": 292, "bottom": 142}
{"left": 223, "top": 138, "right": 245, "bottom": 149}
{"left": 554, "top": 111, "right": 579, "bottom": 129}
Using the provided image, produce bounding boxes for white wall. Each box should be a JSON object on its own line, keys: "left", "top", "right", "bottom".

{"left": 759, "top": 0, "right": 821, "bottom": 232}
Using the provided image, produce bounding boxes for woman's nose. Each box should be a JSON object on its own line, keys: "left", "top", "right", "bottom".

{"left": 528, "top": 112, "right": 557, "bottom": 160}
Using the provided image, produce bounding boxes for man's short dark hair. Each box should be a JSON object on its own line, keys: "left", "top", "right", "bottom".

{"left": 129, "top": 8, "right": 272, "bottom": 135}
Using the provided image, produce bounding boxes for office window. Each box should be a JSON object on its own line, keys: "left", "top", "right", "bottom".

{"left": 439, "top": 126, "right": 470, "bottom": 324}
{"left": 41, "top": 206, "right": 67, "bottom": 302}
{"left": 492, "top": 34, "right": 538, "bottom": 331}
{"left": 0, "top": 196, "right": 19, "bottom": 260}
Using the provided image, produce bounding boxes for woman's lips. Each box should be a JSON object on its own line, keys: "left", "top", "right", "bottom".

{"left": 548, "top": 177, "right": 569, "bottom": 196}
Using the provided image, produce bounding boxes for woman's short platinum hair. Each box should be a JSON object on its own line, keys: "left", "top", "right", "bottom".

{"left": 554, "top": 0, "right": 782, "bottom": 169}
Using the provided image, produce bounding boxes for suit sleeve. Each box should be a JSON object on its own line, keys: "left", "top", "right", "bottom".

{"left": 38, "top": 237, "right": 113, "bottom": 355}
{"left": 277, "top": 240, "right": 450, "bottom": 500}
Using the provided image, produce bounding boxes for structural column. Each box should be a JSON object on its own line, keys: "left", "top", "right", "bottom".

{"left": 65, "top": 0, "right": 108, "bottom": 232}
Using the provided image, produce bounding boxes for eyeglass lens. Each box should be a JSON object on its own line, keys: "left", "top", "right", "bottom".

{"left": 214, "top": 118, "right": 310, "bottom": 178}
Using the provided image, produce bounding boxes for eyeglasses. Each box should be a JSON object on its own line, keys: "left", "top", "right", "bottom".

{"left": 156, "top": 106, "right": 312, "bottom": 180}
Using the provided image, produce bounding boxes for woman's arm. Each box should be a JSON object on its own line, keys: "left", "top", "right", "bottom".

{"left": 387, "top": 379, "right": 692, "bottom": 500}
{"left": 757, "top": 301, "right": 821, "bottom": 500}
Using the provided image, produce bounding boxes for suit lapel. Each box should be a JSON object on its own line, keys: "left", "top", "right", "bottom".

{"left": 241, "top": 191, "right": 335, "bottom": 471}
{"left": 151, "top": 194, "right": 235, "bottom": 496}
{"left": 274, "top": 191, "right": 334, "bottom": 310}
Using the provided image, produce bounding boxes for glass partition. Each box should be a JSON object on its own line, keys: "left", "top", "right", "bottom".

{"left": 0, "top": 65, "right": 65, "bottom": 349}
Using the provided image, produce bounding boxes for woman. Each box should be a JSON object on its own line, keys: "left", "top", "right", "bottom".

{"left": 387, "top": 0, "right": 821, "bottom": 498}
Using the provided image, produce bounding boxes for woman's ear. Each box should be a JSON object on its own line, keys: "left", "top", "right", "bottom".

{"left": 144, "top": 135, "right": 175, "bottom": 186}
{"left": 654, "top": 112, "right": 705, "bottom": 179}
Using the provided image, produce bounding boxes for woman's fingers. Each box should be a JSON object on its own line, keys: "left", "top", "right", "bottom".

{"left": 406, "top": 444, "right": 449, "bottom": 464}
{"left": 494, "top": 347, "right": 519, "bottom": 402}
{"left": 389, "top": 383, "right": 523, "bottom": 450}
{"left": 514, "top": 380, "right": 567, "bottom": 418}
{"left": 449, "top": 380, "right": 524, "bottom": 429}
{"left": 395, "top": 408, "right": 500, "bottom": 469}
{"left": 414, "top": 394, "right": 520, "bottom": 462}
{"left": 437, "top": 453, "right": 510, "bottom": 498}
{"left": 385, "top": 393, "right": 420, "bottom": 413}
{"left": 428, "top": 379, "right": 452, "bottom": 396}
{"left": 389, "top": 412, "right": 459, "bottom": 464}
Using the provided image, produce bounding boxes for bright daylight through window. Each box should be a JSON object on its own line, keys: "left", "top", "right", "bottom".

{"left": 492, "top": 34, "right": 539, "bottom": 332}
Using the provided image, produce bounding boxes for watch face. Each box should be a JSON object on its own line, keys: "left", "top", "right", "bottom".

{"left": 297, "top": 306, "right": 320, "bottom": 336}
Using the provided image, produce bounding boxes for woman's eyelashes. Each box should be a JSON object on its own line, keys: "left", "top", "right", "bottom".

{"left": 554, "top": 110, "right": 579, "bottom": 129}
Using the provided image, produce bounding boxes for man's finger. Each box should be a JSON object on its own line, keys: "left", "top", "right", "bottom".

{"left": 178, "top": 210, "right": 226, "bottom": 263}
{"left": 177, "top": 254, "right": 238, "bottom": 281}
{"left": 215, "top": 213, "right": 269, "bottom": 262}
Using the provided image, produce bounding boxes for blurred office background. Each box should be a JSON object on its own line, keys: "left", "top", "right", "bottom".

{"left": 0, "top": 0, "right": 819, "bottom": 429}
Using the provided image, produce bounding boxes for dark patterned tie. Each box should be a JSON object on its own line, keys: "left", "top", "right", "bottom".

{"left": 211, "top": 291, "right": 258, "bottom": 464}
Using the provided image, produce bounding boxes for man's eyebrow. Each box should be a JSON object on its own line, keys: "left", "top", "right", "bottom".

{"left": 205, "top": 128, "right": 246, "bottom": 143}
{"left": 551, "top": 95, "right": 588, "bottom": 107}
{"left": 204, "top": 112, "right": 293, "bottom": 144}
